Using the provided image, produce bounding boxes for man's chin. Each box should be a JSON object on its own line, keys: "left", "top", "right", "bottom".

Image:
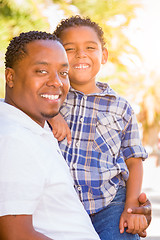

{"left": 41, "top": 111, "right": 59, "bottom": 120}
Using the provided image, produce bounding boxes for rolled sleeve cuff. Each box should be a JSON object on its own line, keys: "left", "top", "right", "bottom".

{"left": 123, "top": 145, "right": 148, "bottom": 160}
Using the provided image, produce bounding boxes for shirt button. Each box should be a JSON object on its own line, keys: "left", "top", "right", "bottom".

{"left": 77, "top": 186, "right": 81, "bottom": 191}
{"left": 76, "top": 141, "right": 80, "bottom": 147}
{"left": 73, "top": 163, "right": 76, "bottom": 168}
{"left": 80, "top": 117, "right": 84, "bottom": 122}
{"left": 83, "top": 96, "right": 87, "bottom": 100}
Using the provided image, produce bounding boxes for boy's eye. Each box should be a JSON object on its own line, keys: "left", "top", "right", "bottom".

{"left": 87, "top": 46, "right": 95, "bottom": 50}
{"left": 65, "top": 47, "right": 75, "bottom": 51}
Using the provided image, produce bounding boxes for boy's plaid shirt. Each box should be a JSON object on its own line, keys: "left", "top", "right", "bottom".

{"left": 58, "top": 82, "right": 148, "bottom": 215}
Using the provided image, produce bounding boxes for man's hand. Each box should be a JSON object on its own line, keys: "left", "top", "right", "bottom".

{"left": 127, "top": 192, "right": 152, "bottom": 238}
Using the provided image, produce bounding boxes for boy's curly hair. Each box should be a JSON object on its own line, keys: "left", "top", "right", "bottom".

{"left": 54, "top": 15, "right": 106, "bottom": 49}
{"left": 5, "top": 31, "right": 61, "bottom": 69}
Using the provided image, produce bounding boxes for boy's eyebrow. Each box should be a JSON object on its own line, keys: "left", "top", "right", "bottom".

{"left": 63, "top": 41, "right": 98, "bottom": 46}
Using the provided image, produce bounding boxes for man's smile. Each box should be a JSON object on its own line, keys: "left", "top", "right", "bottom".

{"left": 40, "top": 94, "right": 60, "bottom": 100}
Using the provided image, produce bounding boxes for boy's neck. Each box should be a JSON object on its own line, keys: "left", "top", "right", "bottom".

{"left": 71, "top": 82, "right": 102, "bottom": 95}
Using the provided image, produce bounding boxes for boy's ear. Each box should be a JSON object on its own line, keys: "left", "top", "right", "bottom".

{"left": 5, "top": 68, "right": 15, "bottom": 88}
{"left": 101, "top": 48, "right": 108, "bottom": 64}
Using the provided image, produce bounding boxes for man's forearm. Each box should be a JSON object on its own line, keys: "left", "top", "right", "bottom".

{"left": 0, "top": 215, "right": 53, "bottom": 240}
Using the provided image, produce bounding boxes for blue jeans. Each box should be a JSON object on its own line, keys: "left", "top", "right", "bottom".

{"left": 89, "top": 186, "right": 140, "bottom": 240}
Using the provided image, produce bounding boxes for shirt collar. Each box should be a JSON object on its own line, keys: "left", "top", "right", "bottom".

{"left": 69, "top": 81, "right": 117, "bottom": 98}
{"left": 0, "top": 101, "right": 52, "bottom": 136}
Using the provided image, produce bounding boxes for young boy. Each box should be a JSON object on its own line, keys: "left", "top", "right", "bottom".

{"left": 50, "top": 16, "right": 148, "bottom": 239}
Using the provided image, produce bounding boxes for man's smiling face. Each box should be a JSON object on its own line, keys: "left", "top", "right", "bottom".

{"left": 5, "top": 40, "right": 69, "bottom": 127}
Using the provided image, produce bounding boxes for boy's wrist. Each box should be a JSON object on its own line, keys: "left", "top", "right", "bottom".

{"left": 124, "top": 199, "right": 139, "bottom": 210}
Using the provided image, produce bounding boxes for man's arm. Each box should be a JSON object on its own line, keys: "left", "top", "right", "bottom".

{"left": 0, "top": 215, "right": 53, "bottom": 240}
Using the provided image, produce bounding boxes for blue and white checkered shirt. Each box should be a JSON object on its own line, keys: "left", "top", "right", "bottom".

{"left": 58, "top": 82, "right": 148, "bottom": 215}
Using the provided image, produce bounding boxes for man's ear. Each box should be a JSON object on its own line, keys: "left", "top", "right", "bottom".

{"left": 5, "top": 68, "right": 15, "bottom": 88}
{"left": 101, "top": 48, "right": 108, "bottom": 64}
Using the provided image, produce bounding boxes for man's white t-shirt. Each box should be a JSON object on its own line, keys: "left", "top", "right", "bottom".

{"left": 0, "top": 102, "right": 100, "bottom": 240}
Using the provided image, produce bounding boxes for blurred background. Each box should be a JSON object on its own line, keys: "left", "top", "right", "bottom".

{"left": 0, "top": 0, "right": 160, "bottom": 238}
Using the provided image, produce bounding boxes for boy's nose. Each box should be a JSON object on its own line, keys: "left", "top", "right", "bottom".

{"left": 75, "top": 49, "right": 87, "bottom": 58}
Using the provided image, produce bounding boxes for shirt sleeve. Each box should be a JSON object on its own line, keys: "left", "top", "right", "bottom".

{"left": 0, "top": 136, "right": 45, "bottom": 216}
{"left": 121, "top": 109, "right": 148, "bottom": 160}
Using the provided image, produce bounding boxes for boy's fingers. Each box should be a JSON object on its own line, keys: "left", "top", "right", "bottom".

{"left": 127, "top": 206, "right": 151, "bottom": 226}
{"left": 119, "top": 217, "right": 125, "bottom": 234}
{"left": 138, "top": 230, "right": 147, "bottom": 238}
{"left": 66, "top": 129, "right": 72, "bottom": 145}
{"left": 124, "top": 222, "right": 128, "bottom": 228}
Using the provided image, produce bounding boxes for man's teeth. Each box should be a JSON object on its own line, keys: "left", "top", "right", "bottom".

{"left": 74, "top": 64, "right": 89, "bottom": 69}
{"left": 41, "top": 94, "right": 59, "bottom": 100}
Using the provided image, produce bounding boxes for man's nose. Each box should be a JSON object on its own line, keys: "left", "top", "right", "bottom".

{"left": 46, "top": 73, "right": 63, "bottom": 87}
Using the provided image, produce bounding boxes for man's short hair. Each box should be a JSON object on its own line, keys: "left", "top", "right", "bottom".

{"left": 5, "top": 31, "right": 61, "bottom": 68}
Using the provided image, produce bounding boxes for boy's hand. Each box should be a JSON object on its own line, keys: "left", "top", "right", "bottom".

{"left": 119, "top": 208, "right": 148, "bottom": 236}
{"left": 48, "top": 113, "right": 72, "bottom": 144}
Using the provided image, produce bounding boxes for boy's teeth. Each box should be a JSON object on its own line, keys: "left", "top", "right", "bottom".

{"left": 75, "top": 64, "right": 89, "bottom": 69}
{"left": 41, "top": 94, "right": 59, "bottom": 100}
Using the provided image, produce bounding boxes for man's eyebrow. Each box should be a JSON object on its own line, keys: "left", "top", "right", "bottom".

{"left": 61, "top": 63, "right": 69, "bottom": 68}
{"left": 33, "top": 62, "right": 69, "bottom": 67}
{"left": 34, "top": 61, "right": 49, "bottom": 65}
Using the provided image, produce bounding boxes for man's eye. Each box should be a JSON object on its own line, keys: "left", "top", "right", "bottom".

{"left": 60, "top": 71, "right": 69, "bottom": 77}
{"left": 36, "top": 70, "right": 48, "bottom": 74}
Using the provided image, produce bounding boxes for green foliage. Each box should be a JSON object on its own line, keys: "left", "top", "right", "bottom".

{"left": 0, "top": 0, "right": 142, "bottom": 98}
{"left": 0, "top": 0, "right": 50, "bottom": 98}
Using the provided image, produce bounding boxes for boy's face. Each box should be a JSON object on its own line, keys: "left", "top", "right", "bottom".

{"left": 59, "top": 26, "right": 107, "bottom": 88}
{"left": 5, "top": 40, "right": 69, "bottom": 127}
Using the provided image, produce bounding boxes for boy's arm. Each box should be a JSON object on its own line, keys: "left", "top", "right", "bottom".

{"left": 48, "top": 113, "right": 72, "bottom": 144}
{"left": 0, "top": 215, "right": 53, "bottom": 240}
{"left": 119, "top": 157, "right": 148, "bottom": 235}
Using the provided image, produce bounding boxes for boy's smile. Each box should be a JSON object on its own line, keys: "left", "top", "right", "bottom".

{"left": 59, "top": 26, "right": 108, "bottom": 93}
{"left": 73, "top": 63, "right": 90, "bottom": 70}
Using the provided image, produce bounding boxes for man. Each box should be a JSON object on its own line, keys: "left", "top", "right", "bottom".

{"left": 0, "top": 31, "right": 100, "bottom": 240}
